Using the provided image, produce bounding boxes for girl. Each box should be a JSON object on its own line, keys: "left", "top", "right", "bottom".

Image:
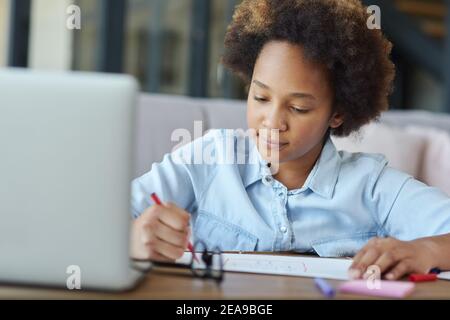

{"left": 130, "top": 0, "right": 450, "bottom": 281}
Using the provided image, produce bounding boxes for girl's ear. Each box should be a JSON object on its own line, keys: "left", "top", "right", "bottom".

{"left": 329, "top": 112, "right": 344, "bottom": 129}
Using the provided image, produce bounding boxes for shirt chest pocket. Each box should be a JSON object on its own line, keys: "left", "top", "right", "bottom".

{"left": 193, "top": 211, "right": 258, "bottom": 251}
{"left": 311, "top": 232, "right": 377, "bottom": 257}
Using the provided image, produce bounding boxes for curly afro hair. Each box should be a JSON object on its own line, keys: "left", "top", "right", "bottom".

{"left": 222, "top": 0, "right": 395, "bottom": 137}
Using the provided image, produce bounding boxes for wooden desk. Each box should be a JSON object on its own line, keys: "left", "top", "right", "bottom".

{"left": 1, "top": 268, "right": 449, "bottom": 299}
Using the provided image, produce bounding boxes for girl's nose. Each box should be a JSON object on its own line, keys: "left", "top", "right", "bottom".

{"left": 262, "top": 108, "right": 287, "bottom": 131}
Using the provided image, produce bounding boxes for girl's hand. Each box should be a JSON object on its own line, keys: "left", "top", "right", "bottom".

{"left": 348, "top": 237, "right": 439, "bottom": 280}
{"left": 130, "top": 202, "right": 191, "bottom": 262}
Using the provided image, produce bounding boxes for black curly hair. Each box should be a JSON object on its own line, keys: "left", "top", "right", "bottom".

{"left": 221, "top": 0, "right": 395, "bottom": 137}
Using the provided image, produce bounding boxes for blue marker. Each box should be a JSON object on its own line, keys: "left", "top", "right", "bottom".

{"left": 314, "top": 278, "right": 335, "bottom": 298}
{"left": 430, "top": 268, "right": 441, "bottom": 274}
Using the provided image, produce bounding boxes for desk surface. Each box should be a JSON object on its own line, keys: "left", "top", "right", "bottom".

{"left": 1, "top": 267, "right": 450, "bottom": 300}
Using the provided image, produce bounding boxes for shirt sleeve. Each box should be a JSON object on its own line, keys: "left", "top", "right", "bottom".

{"left": 130, "top": 130, "right": 219, "bottom": 219}
{"left": 373, "top": 166, "right": 450, "bottom": 240}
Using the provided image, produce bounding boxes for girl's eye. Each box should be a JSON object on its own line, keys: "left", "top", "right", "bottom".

{"left": 254, "top": 96, "right": 268, "bottom": 103}
{"left": 291, "top": 107, "right": 309, "bottom": 113}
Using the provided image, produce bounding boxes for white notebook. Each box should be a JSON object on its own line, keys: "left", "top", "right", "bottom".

{"left": 177, "top": 253, "right": 352, "bottom": 281}
{"left": 438, "top": 271, "right": 450, "bottom": 281}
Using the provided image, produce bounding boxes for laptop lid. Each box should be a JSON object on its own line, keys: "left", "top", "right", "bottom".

{"left": 0, "top": 68, "right": 140, "bottom": 291}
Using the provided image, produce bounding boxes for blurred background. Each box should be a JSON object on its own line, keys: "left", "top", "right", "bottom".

{"left": 0, "top": 0, "right": 449, "bottom": 112}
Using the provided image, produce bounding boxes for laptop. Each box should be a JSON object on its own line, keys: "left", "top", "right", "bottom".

{"left": 0, "top": 68, "right": 143, "bottom": 291}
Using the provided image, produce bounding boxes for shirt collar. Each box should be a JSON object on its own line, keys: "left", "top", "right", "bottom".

{"left": 241, "top": 137, "right": 266, "bottom": 188}
{"left": 242, "top": 136, "right": 341, "bottom": 199}
{"left": 305, "top": 137, "right": 341, "bottom": 199}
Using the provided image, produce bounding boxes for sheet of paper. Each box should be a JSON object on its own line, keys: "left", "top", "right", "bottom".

{"left": 438, "top": 271, "right": 450, "bottom": 281}
{"left": 177, "top": 253, "right": 352, "bottom": 281}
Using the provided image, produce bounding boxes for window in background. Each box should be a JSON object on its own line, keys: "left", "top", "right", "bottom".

{"left": 125, "top": 0, "right": 191, "bottom": 95}
{"left": 125, "top": 0, "right": 247, "bottom": 99}
{"left": 208, "top": 0, "right": 246, "bottom": 99}
{"left": 71, "top": 0, "right": 248, "bottom": 99}
{"left": 408, "top": 66, "right": 445, "bottom": 112}
{"left": 0, "top": 0, "right": 10, "bottom": 66}
{"left": 29, "top": 0, "right": 73, "bottom": 70}
{"left": 72, "top": 0, "right": 101, "bottom": 71}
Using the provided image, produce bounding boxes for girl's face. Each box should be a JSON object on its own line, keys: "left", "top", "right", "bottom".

{"left": 247, "top": 40, "right": 343, "bottom": 164}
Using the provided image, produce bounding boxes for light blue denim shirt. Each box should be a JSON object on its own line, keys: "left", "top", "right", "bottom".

{"left": 131, "top": 129, "right": 450, "bottom": 257}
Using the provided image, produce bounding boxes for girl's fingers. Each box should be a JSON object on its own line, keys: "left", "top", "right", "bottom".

{"left": 152, "top": 236, "right": 186, "bottom": 261}
{"left": 349, "top": 248, "right": 380, "bottom": 279}
{"left": 366, "top": 252, "right": 396, "bottom": 279}
{"left": 153, "top": 220, "right": 189, "bottom": 248}
{"left": 158, "top": 205, "right": 190, "bottom": 232}
{"left": 350, "top": 247, "right": 367, "bottom": 270}
{"left": 385, "top": 261, "right": 411, "bottom": 280}
{"left": 147, "top": 249, "right": 171, "bottom": 263}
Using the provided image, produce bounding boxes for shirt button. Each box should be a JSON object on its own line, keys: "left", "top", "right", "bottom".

{"left": 263, "top": 176, "right": 273, "bottom": 185}
{"left": 280, "top": 226, "right": 288, "bottom": 233}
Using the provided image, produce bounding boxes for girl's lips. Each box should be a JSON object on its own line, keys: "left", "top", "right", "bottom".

{"left": 259, "top": 137, "right": 289, "bottom": 149}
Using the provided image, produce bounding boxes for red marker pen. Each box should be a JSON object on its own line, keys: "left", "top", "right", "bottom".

{"left": 408, "top": 273, "right": 437, "bottom": 282}
{"left": 150, "top": 193, "right": 199, "bottom": 263}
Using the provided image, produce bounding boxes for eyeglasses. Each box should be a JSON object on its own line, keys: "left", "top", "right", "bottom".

{"left": 190, "top": 240, "right": 224, "bottom": 283}
{"left": 131, "top": 239, "right": 224, "bottom": 284}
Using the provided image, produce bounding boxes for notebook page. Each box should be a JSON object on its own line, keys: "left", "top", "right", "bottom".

{"left": 177, "top": 253, "right": 352, "bottom": 280}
